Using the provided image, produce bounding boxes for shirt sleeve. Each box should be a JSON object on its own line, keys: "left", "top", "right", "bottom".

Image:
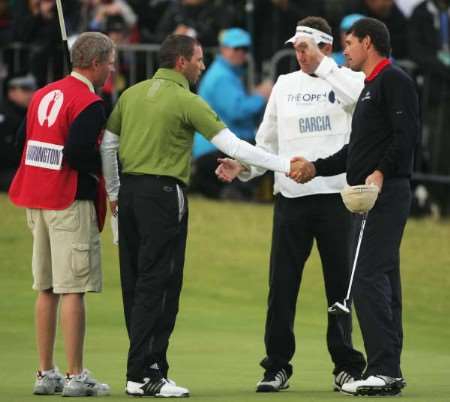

{"left": 211, "top": 128, "right": 290, "bottom": 174}
{"left": 313, "top": 144, "right": 348, "bottom": 177}
{"left": 186, "top": 95, "right": 226, "bottom": 140}
{"left": 63, "top": 101, "right": 106, "bottom": 174}
{"left": 238, "top": 80, "right": 279, "bottom": 181}
{"left": 100, "top": 129, "right": 120, "bottom": 201}
{"left": 106, "top": 96, "right": 122, "bottom": 135}
{"left": 377, "top": 70, "right": 420, "bottom": 179}
{"left": 315, "top": 56, "right": 364, "bottom": 109}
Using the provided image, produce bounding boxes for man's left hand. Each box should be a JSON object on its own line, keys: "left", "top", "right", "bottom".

{"left": 109, "top": 200, "right": 118, "bottom": 217}
{"left": 365, "top": 170, "right": 384, "bottom": 191}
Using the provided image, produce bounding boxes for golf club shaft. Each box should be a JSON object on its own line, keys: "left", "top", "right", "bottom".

{"left": 344, "top": 212, "right": 367, "bottom": 301}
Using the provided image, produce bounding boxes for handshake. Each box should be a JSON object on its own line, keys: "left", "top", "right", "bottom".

{"left": 215, "top": 157, "right": 316, "bottom": 183}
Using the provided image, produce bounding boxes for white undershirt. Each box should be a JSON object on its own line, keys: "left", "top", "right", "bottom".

{"left": 100, "top": 128, "right": 290, "bottom": 201}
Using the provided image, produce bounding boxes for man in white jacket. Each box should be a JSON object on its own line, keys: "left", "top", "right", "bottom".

{"left": 216, "top": 17, "right": 366, "bottom": 392}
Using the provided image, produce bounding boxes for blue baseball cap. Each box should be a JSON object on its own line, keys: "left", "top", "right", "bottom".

{"left": 220, "top": 28, "right": 251, "bottom": 48}
{"left": 340, "top": 14, "right": 365, "bottom": 32}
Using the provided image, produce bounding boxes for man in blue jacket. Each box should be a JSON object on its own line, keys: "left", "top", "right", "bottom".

{"left": 192, "top": 28, "right": 272, "bottom": 199}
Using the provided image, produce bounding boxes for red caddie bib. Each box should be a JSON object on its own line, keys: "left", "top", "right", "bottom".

{"left": 9, "top": 76, "right": 101, "bottom": 211}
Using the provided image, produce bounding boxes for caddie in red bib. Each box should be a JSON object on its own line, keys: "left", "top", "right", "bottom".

{"left": 9, "top": 32, "right": 115, "bottom": 395}
{"left": 10, "top": 75, "right": 101, "bottom": 211}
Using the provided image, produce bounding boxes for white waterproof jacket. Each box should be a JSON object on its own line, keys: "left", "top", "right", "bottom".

{"left": 239, "top": 57, "right": 365, "bottom": 198}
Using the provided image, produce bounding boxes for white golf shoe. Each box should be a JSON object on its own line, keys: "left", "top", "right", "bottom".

{"left": 33, "top": 367, "right": 65, "bottom": 395}
{"left": 256, "top": 368, "right": 291, "bottom": 392}
{"left": 341, "top": 375, "right": 406, "bottom": 396}
{"left": 333, "top": 370, "right": 356, "bottom": 392}
{"left": 62, "top": 369, "right": 110, "bottom": 397}
{"left": 126, "top": 377, "right": 189, "bottom": 397}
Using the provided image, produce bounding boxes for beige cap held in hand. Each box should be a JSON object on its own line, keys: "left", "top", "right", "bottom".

{"left": 340, "top": 184, "right": 380, "bottom": 214}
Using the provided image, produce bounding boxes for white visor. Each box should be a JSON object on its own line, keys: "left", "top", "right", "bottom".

{"left": 285, "top": 26, "right": 333, "bottom": 45}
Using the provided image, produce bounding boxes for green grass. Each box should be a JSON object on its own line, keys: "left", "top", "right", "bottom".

{"left": 1, "top": 193, "right": 449, "bottom": 401}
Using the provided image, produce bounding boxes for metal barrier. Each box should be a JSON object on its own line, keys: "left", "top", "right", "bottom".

{"left": 267, "top": 48, "right": 296, "bottom": 80}
{"left": 116, "top": 44, "right": 223, "bottom": 84}
{"left": 0, "top": 42, "right": 259, "bottom": 97}
{"left": 2, "top": 42, "right": 448, "bottom": 193}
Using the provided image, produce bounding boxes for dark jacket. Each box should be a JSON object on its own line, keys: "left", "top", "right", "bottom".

{"left": 152, "top": 2, "right": 235, "bottom": 46}
{"left": 0, "top": 99, "right": 26, "bottom": 169}
{"left": 409, "top": 0, "right": 450, "bottom": 79}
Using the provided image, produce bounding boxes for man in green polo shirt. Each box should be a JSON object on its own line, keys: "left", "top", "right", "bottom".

{"left": 101, "top": 34, "right": 301, "bottom": 398}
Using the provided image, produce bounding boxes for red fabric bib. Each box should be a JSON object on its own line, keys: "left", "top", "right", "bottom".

{"left": 9, "top": 76, "right": 101, "bottom": 211}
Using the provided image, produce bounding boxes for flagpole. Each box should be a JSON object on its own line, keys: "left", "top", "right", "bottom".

{"left": 55, "top": 0, "right": 71, "bottom": 72}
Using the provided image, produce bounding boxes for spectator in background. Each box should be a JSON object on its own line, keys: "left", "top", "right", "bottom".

{"left": 409, "top": 0, "right": 450, "bottom": 215}
{"left": 89, "top": 0, "right": 137, "bottom": 33}
{"left": 104, "top": 14, "right": 130, "bottom": 45}
{"left": 13, "top": 0, "right": 81, "bottom": 35}
{"left": 346, "top": 0, "right": 409, "bottom": 59}
{"left": 332, "top": 14, "right": 364, "bottom": 65}
{"left": 0, "top": 0, "right": 12, "bottom": 46}
{"left": 13, "top": 0, "right": 62, "bottom": 87}
{"left": 0, "top": 0, "right": 12, "bottom": 80}
{"left": 0, "top": 74, "right": 36, "bottom": 191}
{"left": 253, "top": 0, "right": 325, "bottom": 78}
{"left": 191, "top": 28, "right": 272, "bottom": 199}
{"left": 101, "top": 15, "right": 131, "bottom": 113}
{"left": 137, "top": 0, "right": 174, "bottom": 43}
{"left": 151, "top": 0, "right": 235, "bottom": 46}
{"left": 394, "top": 0, "right": 423, "bottom": 17}
{"left": 409, "top": 0, "right": 450, "bottom": 87}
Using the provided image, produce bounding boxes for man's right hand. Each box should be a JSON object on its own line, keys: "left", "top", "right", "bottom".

{"left": 289, "top": 156, "right": 316, "bottom": 183}
{"left": 215, "top": 158, "right": 245, "bottom": 183}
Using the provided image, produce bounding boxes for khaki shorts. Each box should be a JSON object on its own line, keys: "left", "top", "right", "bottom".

{"left": 26, "top": 200, "right": 102, "bottom": 294}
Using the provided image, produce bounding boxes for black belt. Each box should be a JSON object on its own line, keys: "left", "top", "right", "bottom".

{"left": 122, "top": 173, "right": 186, "bottom": 189}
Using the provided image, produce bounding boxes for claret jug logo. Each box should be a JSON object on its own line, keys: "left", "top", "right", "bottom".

{"left": 287, "top": 90, "right": 338, "bottom": 105}
{"left": 38, "top": 90, "right": 64, "bottom": 127}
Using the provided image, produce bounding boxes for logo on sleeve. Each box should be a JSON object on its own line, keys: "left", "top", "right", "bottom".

{"left": 38, "top": 90, "right": 64, "bottom": 127}
{"left": 361, "top": 91, "right": 371, "bottom": 102}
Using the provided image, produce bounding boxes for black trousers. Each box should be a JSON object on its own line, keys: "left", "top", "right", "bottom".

{"left": 118, "top": 174, "right": 188, "bottom": 382}
{"left": 261, "top": 194, "right": 366, "bottom": 376}
{"left": 352, "top": 179, "right": 411, "bottom": 378}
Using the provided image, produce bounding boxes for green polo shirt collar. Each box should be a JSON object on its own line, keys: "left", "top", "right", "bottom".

{"left": 153, "top": 68, "right": 189, "bottom": 90}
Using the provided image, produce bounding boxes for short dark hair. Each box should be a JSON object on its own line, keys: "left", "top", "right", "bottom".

{"left": 348, "top": 17, "right": 391, "bottom": 57}
{"left": 159, "top": 34, "right": 199, "bottom": 68}
{"left": 297, "top": 16, "right": 332, "bottom": 48}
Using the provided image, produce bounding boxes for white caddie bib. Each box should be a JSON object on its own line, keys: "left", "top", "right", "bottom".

{"left": 25, "top": 140, "right": 64, "bottom": 171}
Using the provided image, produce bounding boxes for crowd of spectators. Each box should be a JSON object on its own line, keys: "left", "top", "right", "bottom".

{"left": 0, "top": 0, "right": 449, "bottom": 213}
{"left": 1, "top": 0, "right": 445, "bottom": 81}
